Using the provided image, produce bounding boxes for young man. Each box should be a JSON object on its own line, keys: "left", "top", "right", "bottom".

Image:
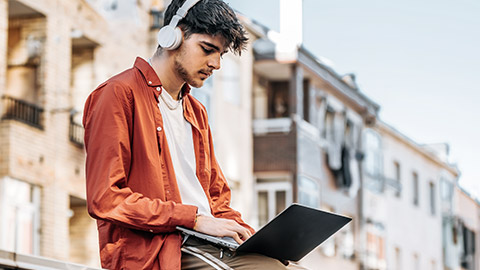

{"left": 83, "top": 0, "right": 303, "bottom": 269}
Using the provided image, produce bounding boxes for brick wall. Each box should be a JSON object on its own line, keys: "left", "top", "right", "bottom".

{"left": 0, "top": 0, "right": 152, "bottom": 268}
{"left": 69, "top": 204, "right": 100, "bottom": 267}
{"left": 253, "top": 131, "right": 297, "bottom": 173}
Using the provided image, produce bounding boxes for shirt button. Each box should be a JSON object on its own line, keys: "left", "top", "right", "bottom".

{"left": 156, "top": 87, "right": 161, "bottom": 91}
{"left": 148, "top": 81, "right": 152, "bottom": 84}
{"left": 149, "top": 229, "right": 154, "bottom": 233}
{"left": 157, "top": 127, "right": 162, "bottom": 132}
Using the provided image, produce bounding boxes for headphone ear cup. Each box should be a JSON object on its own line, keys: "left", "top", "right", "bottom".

{"left": 169, "top": 27, "right": 183, "bottom": 50}
{"left": 157, "top": 25, "right": 179, "bottom": 49}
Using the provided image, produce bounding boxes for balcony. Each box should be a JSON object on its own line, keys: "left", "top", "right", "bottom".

{"left": 253, "top": 118, "right": 296, "bottom": 172}
{"left": 253, "top": 117, "right": 292, "bottom": 135}
{"left": 1, "top": 95, "right": 43, "bottom": 129}
{"left": 69, "top": 115, "right": 84, "bottom": 147}
{"left": 253, "top": 116, "right": 325, "bottom": 176}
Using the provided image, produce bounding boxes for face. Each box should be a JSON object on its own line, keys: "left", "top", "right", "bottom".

{"left": 173, "top": 33, "right": 227, "bottom": 88}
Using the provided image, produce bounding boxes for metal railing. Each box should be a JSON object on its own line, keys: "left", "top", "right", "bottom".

{"left": 69, "top": 115, "right": 84, "bottom": 147}
{"left": 1, "top": 95, "right": 44, "bottom": 129}
{"left": 0, "top": 249, "right": 102, "bottom": 270}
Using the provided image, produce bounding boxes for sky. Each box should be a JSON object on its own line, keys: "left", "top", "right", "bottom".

{"left": 226, "top": 0, "right": 480, "bottom": 197}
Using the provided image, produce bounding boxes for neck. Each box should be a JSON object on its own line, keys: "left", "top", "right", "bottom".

{"left": 149, "top": 53, "right": 184, "bottom": 100}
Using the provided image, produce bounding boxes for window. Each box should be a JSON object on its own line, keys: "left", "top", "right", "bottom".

{"left": 363, "top": 129, "right": 383, "bottom": 182}
{"left": 344, "top": 120, "right": 353, "bottom": 148}
{"left": 0, "top": 177, "right": 40, "bottom": 255}
{"left": 321, "top": 205, "right": 336, "bottom": 257}
{"left": 268, "top": 81, "right": 289, "bottom": 118}
{"left": 339, "top": 223, "right": 355, "bottom": 259}
{"left": 255, "top": 176, "right": 292, "bottom": 228}
{"left": 429, "top": 182, "right": 436, "bottom": 215}
{"left": 69, "top": 196, "right": 98, "bottom": 264}
{"left": 366, "top": 230, "right": 386, "bottom": 269}
{"left": 412, "top": 172, "right": 419, "bottom": 206}
{"left": 298, "top": 176, "right": 319, "bottom": 208}
{"left": 303, "top": 79, "right": 310, "bottom": 122}
{"left": 440, "top": 178, "right": 453, "bottom": 202}
{"left": 413, "top": 253, "right": 420, "bottom": 270}
{"left": 220, "top": 56, "right": 241, "bottom": 106}
{"left": 192, "top": 75, "right": 214, "bottom": 126}
{"left": 394, "top": 247, "right": 402, "bottom": 270}
{"left": 323, "top": 107, "right": 334, "bottom": 139}
{"left": 394, "top": 161, "right": 401, "bottom": 197}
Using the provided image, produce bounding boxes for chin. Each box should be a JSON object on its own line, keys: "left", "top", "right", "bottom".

{"left": 188, "top": 79, "right": 204, "bottom": 88}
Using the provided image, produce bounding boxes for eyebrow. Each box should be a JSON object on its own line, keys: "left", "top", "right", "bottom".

{"left": 200, "top": 41, "right": 228, "bottom": 54}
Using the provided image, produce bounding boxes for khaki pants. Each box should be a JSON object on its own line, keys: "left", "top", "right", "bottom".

{"left": 181, "top": 238, "right": 308, "bottom": 270}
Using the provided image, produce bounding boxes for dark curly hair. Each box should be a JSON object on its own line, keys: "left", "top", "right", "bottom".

{"left": 161, "top": 0, "right": 248, "bottom": 55}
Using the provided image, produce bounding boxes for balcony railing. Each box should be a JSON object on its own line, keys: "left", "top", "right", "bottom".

{"left": 1, "top": 95, "right": 43, "bottom": 129}
{"left": 69, "top": 115, "right": 84, "bottom": 147}
{"left": 253, "top": 117, "right": 292, "bottom": 134}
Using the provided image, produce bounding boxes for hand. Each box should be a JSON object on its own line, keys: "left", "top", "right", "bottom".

{"left": 194, "top": 215, "right": 253, "bottom": 244}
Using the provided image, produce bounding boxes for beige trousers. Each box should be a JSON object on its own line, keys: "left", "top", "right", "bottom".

{"left": 181, "top": 238, "right": 308, "bottom": 270}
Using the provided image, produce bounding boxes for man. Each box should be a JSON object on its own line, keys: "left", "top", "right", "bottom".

{"left": 83, "top": 0, "right": 301, "bottom": 269}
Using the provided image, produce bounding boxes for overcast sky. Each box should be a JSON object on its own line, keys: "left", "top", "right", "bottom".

{"left": 226, "top": 0, "right": 480, "bottom": 197}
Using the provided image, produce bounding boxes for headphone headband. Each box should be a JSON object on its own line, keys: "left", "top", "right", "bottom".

{"left": 171, "top": 0, "right": 200, "bottom": 28}
{"left": 157, "top": 0, "right": 201, "bottom": 50}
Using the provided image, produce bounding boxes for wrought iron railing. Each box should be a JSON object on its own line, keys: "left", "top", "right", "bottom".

{"left": 1, "top": 95, "right": 44, "bottom": 129}
{"left": 69, "top": 115, "right": 84, "bottom": 147}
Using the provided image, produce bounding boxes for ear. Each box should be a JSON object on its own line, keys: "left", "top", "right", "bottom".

{"left": 157, "top": 26, "right": 183, "bottom": 50}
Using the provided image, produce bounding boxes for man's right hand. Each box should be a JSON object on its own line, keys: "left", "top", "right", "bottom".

{"left": 193, "top": 215, "right": 252, "bottom": 244}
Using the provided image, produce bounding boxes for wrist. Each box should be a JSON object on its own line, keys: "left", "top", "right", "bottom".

{"left": 193, "top": 214, "right": 200, "bottom": 230}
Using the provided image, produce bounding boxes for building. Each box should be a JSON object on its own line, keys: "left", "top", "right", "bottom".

{"left": 361, "top": 122, "right": 460, "bottom": 270}
{"left": 0, "top": 0, "right": 154, "bottom": 267}
{"left": 444, "top": 185, "right": 479, "bottom": 270}
{"left": 244, "top": 2, "right": 381, "bottom": 268}
{"left": 0, "top": 0, "right": 258, "bottom": 268}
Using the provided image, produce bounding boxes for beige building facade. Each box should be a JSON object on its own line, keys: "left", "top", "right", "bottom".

{"left": 362, "top": 122, "right": 459, "bottom": 270}
{"left": 449, "top": 186, "right": 480, "bottom": 270}
{"left": 246, "top": 17, "right": 380, "bottom": 270}
{"left": 0, "top": 0, "right": 257, "bottom": 268}
{"left": 0, "top": 0, "right": 154, "bottom": 267}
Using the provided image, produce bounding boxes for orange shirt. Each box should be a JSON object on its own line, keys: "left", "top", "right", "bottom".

{"left": 83, "top": 57, "right": 253, "bottom": 270}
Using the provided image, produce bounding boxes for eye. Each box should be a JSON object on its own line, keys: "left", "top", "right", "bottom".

{"left": 201, "top": 46, "right": 213, "bottom": 54}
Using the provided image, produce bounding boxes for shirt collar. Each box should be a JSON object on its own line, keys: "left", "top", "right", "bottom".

{"left": 134, "top": 57, "right": 191, "bottom": 96}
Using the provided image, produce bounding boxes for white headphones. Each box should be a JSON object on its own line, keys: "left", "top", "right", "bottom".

{"left": 157, "top": 0, "right": 201, "bottom": 50}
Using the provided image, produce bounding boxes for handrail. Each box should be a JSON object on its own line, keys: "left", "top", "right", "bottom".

{"left": 0, "top": 249, "right": 102, "bottom": 270}
{"left": 1, "top": 95, "right": 44, "bottom": 129}
{"left": 69, "top": 115, "right": 85, "bottom": 147}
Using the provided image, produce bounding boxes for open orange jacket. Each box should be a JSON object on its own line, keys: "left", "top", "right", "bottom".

{"left": 83, "top": 57, "right": 253, "bottom": 270}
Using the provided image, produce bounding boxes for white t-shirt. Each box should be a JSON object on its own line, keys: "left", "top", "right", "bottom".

{"left": 157, "top": 88, "right": 213, "bottom": 217}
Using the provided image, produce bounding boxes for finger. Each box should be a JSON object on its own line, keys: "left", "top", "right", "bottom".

{"left": 238, "top": 229, "right": 251, "bottom": 241}
{"left": 230, "top": 222, "right": 252, "bottom": 240}
{"left": 231, "top": 232, "right": 244, "bottom": 244}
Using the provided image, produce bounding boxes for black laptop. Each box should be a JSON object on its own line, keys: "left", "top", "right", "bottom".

{"left": 177, "top": 203, "right": 352, "bottom": 261}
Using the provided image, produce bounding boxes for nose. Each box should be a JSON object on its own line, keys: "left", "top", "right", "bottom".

{"left": 207, "top": 54, "right": 221, "bottom": 70}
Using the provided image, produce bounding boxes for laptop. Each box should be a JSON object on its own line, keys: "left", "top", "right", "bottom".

{"left": 177, "top": 203, "right": 352, "bottom": 261}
